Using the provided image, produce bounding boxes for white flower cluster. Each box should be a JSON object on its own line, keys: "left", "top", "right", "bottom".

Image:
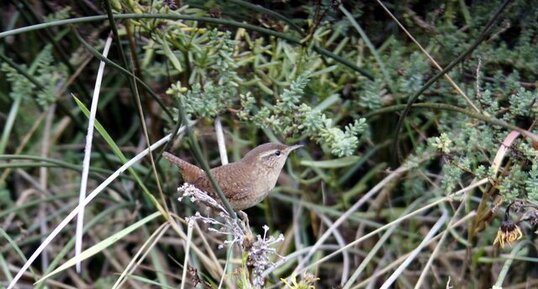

{"left": 248, "top": 225, "right": 285, "bottom": 288}
{"left": 177, "top": 183, "right": 285, "bottom": 287}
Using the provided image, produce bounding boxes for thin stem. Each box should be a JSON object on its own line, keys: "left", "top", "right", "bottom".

{"left": 340, "top": 5, "right": 394, "bottom": 92}
{"left": 375, "top": 0, "right": 479, "bottom": 112}
{"left": 227, "top": 0, "right": 303, "bottom": 32}
{"left": 74, "top": 29, "right": 172, "bottom": 121}
{"left": 74, "top": 34, "right": 113, "bottom": 273}
{"left": 391, "top": 0, "right": 514, "bottom": 162}
{"left": 175, "top": 96, "right": 237, "bottom": 219}
{"left": 366, "top": 102, "right": 538, "bottom": 142}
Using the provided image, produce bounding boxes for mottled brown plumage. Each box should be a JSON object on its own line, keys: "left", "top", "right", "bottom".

{"left": 163, "top": 143, "right": 302, "bottom": 210}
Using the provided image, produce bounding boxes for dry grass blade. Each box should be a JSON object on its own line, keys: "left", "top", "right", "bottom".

{"left": 75, "top": 33, "right": 113, "bottom": 274}
{"left": 111, "top": 223, "right": 171, "bottom": 289}
{"left": 293, "top": 163, "right": 412, "bottom": 274}
{"left": 297, "top": 178, "right": 487, "bottom": 277}
{"left": 413, "top": 203, "right": 466, "bottom": 288}
{"left": 214, "top": 116, "right": 229, "bottom": 165}
{"left": 35, "top": 211, "right": 162, "bottom": 284}
{"left": 379, "top": 210, "right": 448, "bottom": 289}
{"left": 179, "top": 221, "right": 194, "bottom": 289}
{"left": 6, "top": 132, "right": 181, "bottom": 289}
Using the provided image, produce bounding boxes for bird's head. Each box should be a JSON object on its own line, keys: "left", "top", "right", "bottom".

{"left": 243, "top": 142, "right": 302, "bottom": 172}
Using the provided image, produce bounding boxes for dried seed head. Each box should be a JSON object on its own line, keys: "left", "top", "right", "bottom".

{"left": 493, "top": 219, "right": 523, "bottom": 248}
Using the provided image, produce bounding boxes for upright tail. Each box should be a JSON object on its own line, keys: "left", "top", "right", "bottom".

{"left": 162, "top": 152, "right": 205, "bottom": 183}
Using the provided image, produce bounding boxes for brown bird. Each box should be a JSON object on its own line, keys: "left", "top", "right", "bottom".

{"left": 163, "top": 143, "right": 302, "bottom": 210}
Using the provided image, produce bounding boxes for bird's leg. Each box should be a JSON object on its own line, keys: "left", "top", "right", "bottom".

{"left": 237, "top": 210, "right": 251, "bottom": 231}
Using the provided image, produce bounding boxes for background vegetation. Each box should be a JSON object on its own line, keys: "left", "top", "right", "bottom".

{"left": 1, "top": 0, "right": 537, "bottom": 288}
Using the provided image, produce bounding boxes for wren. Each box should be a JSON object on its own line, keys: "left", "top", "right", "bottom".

{"left": 163, "top": 143, "right": 302, "bottom": 210}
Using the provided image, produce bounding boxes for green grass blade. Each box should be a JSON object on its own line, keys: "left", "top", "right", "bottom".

{"left": 73, "top": 95, "right": 165, "bottom": 213}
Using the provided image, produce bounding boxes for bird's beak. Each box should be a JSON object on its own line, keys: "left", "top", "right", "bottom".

{"left": 286, "top": 144, "right": 304, "bottom": 153}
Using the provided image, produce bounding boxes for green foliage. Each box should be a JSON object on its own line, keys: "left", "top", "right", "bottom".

{"left": 240, "top": 73, "right": 367, "bottom": 157}
{"left": 498, "top": 164, "right": 527, "bottom": 202}
{"left": 398, "top": 52, "right": 430, "bottom": 94}
{"left": 34, "top": 46, "right": 68, "bottom": 107}
{"left": 1, "top": 46, "right": 67, "bottom": 107}
{"left": 1, "top": 63, "right": 35, "bottom": 101}
{"left": 508, "top": 88, "right": 537, "bottom": 118}
{"left": 428, "top": 132, "right": 452, "bottom": 154}
{"left": 357, "top": 78, "right": 385, "bottom": 109}
{"left": 527, "top": 162, "right": 538, "bottom": 201}
{"left": 165, "top": 29, "right": 240, "bottom": 119}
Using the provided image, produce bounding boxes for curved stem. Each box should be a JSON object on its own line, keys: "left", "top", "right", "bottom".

{"left": 0, "top": 13, "right": 374, "bottom": 80}
{"left": 366, "top": 102, "right": 538, "bottom": 142}
{"left": 227, "top": 0, "right": 303, "bottom": 32}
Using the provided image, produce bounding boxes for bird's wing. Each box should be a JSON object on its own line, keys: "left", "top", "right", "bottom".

{"left": 192, "top": 163, "right": 249, "bottom": 199}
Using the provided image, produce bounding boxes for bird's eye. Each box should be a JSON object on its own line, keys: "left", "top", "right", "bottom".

{"left": 274, "top": 150, "right": 281, "bottom": 156}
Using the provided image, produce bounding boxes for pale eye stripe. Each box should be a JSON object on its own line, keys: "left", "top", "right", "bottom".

{"left": 260, "top": 150, "right": 278, "bottom": 158}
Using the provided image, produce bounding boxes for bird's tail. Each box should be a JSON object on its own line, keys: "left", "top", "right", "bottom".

{"left": 162, "top": 152, "right": 205, "bottom": 183}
